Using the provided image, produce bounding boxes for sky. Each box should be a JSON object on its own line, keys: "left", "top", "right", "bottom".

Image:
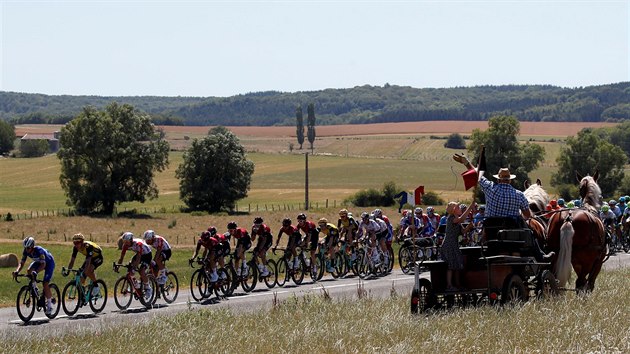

{"left": 1, "top": 0, "right": 628, "bottom": 97}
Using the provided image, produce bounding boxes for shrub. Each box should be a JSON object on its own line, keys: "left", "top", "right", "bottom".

{"left": 421, "top": 191, "right": 445, "bottom": 206}
{"left": 444, "top": 133, "right": 466, "bottom": 149}
{"left": 346, "top": 181, "right": 399, "bottom": 207}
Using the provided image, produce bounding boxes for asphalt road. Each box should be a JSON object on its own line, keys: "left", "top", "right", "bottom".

{"left": 2, "top": 252, "right": 629, "bottom": 338}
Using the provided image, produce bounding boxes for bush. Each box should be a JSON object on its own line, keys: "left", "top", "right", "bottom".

{"left": 421, "top": 191, "right": 445, "bottom": 206}
{"left": 444, "top": 133, "right": 466, "bottom": 149}
{"left": 346, "top": 181, "right": 399, "bottom": 207}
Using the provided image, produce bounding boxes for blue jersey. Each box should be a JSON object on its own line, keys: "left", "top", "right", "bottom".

{"left": 21, "top": 246, "right": 54, "bottom": 264}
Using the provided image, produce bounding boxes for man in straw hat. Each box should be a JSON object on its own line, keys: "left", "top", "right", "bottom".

{"left": 453, "top": 154, "right": 554, "bottom": 261}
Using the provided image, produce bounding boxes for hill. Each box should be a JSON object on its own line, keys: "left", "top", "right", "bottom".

{"left": 2, "top": 82, "right": 630, "bottom": 126}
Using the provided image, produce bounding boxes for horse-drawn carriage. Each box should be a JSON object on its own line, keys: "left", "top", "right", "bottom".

{"left": 410, "top": 217, "right": 559, "bottom": 313}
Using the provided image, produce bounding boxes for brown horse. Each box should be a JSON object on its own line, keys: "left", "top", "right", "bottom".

{"left": 546, "top": 172, "right": 606, "bottom": 292}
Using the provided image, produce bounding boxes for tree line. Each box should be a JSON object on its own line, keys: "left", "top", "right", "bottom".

{"left": 2, "top": 82, "right": 629, "bottom": 126}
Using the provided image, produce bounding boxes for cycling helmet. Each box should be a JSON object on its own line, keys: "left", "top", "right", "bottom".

{"left": 414, "top": 207, "right": 423, "bottom": 214}
{"left": 23, "top": 236, "right": 35, "bottom": 249}
{"left": 459, "top": 203, "right": 467, "bottom": 211}
{"left": 122, "top": 232, "right": 134, "bottom": 241}
{"left": 227, "top": 221, "right": 237, "bottom": 230}
{"left": 347, "top": 212, "right": 353, "bottom": 218}
{"left": 574, "top": 199, "right": 582, "bottom": 207}
{"left": 557, "top": 198, "right": 565, "bottom": 206}
{"left": 318, "top": 217, "right": 328, "bottom": 226}
{"left": 143, "top": 229, "right": 155, "bottom": 241}
{"left": 72, "top": 233, "right": 85, "bottom": 242}
{"left": 207, "top": 226, "right": 217, "bottom": 236}
{"left": 360, "top": 212, "right": 370, "bottom": 220}
{"left": 426, "top": 206, "right": 434, "bottom": 213}
{"left": 609, "top": 199, "right": 617, "bottom": 205}
{"left": 566, "top": 201, "right": 575, "bottom": 208}
{"left": 297, "top": 213, "right": 307, "bottom": 221}
{"left": 282, "top": 218, "right": 291, "bottom": 227}
{"left": 601, "top": 205, "right": 610, "bottom": 212}
{"left": 339, "top": 209, "right": 348, "bottom": 217}
{"left": 201, "top": 231, "right": 211, "bottom": 240}
{"left": 253, "top": 217, "right": 264, "bottom": 225}
{"left": 373, "top": 209, "right": 383, "bottom": 219}
{"left": 619, "top": 197, "right": 626, "bottom": 203}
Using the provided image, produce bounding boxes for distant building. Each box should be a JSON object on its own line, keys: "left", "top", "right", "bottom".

{"left": 20, "top": 131, "right": 60, "bottom": 152}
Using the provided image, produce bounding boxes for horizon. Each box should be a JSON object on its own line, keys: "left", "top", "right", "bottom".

{"left": 1, "top": 1, "right": 628, "bottom": 97}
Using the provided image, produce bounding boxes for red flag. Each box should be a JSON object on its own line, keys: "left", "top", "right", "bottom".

{"left": 462, "top": 169, "right": 478, "bottom": 190}
{"left": 414, "top": 186, "right": 424, "bottom": 205}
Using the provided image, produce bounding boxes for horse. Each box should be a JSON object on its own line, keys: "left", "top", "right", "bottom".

{"left": 523, "top": 179, "right": 550, "bottom": 247}
{"left": 546, "top": 172, "right": 606, "bottom": 292}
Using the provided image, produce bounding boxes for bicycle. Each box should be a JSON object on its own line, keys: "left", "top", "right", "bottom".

{"left": 398, "top": 236, "right": 436, "bottom": 274}
{"left": 248, "top": 250, "right": 277, "bottom": 289}
{"left": 225, "top": 252, "right": 258, "bottom": 293}
{"left": 148, "top": 260, "right": 179, "bottom": 304}
{"left": 112, "top": 262, "right": 156, "bottom": 310}
{"left": 355, "top": 236, "right": 387, "bottom": 279}
{"left": 13, "top": 273, "right": 61, "bottom": 323}
{"left": 189, "top": 257, "right": 232, "bottom": 301}
{"left": 273, "top": 246, "right": 314, "bottom": 286}
{"left": 61, "top": 267, "right": 108, "bottom": 316}
{"left": 317, "top": 241, "right": 343, "bottom": 279}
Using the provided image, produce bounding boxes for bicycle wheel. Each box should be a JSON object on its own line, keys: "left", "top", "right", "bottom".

{"left": 315, "top": 254, "right": 325, "bottom": 281}
{"left": 387, "top": 247, "right": 394, "bottom": 273}
{"left": 352, "top": 249, "right": 365, "bottom": 276}
{"left": 161, "top": 272, "right": 179, "bottom": 304}
{"left": 217, "top": 268, "right": 233, "bottom": 296}
{"left": 276, "top": 258, "right": 288, "bottom": 287}
{"left": 62, "top": 280, "right": 81, "bottom": 316}
{"left": 139, "top": 276, "right": 157, "bottom": 308}
{"left": 399, "top": 247, "right": 414, "bottom": 274}
{"left": 46, "top": 283, "right": 61, "bottom": 319}
{"left": 264, "top": 259, "right": 277, "bottom": 288}
{"left": 241, "top": 262, "right": 257, "bottom": 293}
{"left": 16, "top": 286, "right": 35, "bottom": 323}
{"left": 330, "top": 252, "right": 344, "bottom": 279}
{"left": 89, "top": 279, "right": 108, "bottom": 313}
{"left": 190, "top": 269, "right": 206, "bottom": 302}
{"left": 292, "top": 259, "right": 305, "bottom": 285}
{"left": 114, "top": 277, "right": 133, "bottom": 310}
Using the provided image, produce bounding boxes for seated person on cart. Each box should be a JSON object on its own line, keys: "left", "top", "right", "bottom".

{"left": 453, "top": 154, "right": 554, "bottom": 262}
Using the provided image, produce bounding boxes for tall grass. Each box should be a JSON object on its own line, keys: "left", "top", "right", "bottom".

{"left": 3, "top": 268, "right": 629, "bottom": 352}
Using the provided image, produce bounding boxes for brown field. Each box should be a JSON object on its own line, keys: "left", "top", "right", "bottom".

{"left": 15, "top": 121, "right": 618, "bottom": 138}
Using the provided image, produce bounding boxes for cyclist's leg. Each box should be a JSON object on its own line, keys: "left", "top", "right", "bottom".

{"left": 43, "top": 259, "right": 55, "bottom": 301}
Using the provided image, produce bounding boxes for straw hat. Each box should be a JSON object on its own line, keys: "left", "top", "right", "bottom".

{"left": 493, "top": 168, "right": 516, "bottom": 180}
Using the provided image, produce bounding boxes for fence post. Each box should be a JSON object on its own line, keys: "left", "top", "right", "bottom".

{"left": 249, "top": 204, "right": 251, "bottom": 212}
{"left": 326, "top": 199, "right": 328, "bottom": 208}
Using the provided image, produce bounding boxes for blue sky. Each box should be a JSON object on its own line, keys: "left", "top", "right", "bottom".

{"left": 1, "top": 0, "right": 628, "bottom": 97}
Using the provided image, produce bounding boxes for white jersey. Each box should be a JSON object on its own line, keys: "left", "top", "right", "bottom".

{"left": 373, "top": 218, "right": 388, "bottom": 233}
{"left": 357, "top": 219, "right": 381, "bottom": 238}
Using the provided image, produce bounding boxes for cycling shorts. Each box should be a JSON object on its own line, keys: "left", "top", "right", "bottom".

{"left": 158, "top": 249, "right": 172, "bottom": 262}
{"left": 253, "top": 235, "right": 273, "bottom": 254}
{"left": 29, "top": 259, "right": 56, "bottom": 283}
{"left": 236, "top": 237, "right": 252, "bottom": 251}
{"left": 376, "top": 230, "right": 388, "bottom": 241}
{"left": 287, "top": 232, "right": 302, "bottom": 250}
{"left": 132, "top": 253, "right": 153, "bottom": 268}
{"left": 90, "top": 255, "right": 104, "bottom": 270}
{"left": 309, "top": 230, "right": 320, "bottom": 250}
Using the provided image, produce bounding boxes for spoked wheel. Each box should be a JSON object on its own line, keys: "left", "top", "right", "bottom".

{"left": 387, "top": 247, "right": 394, "bottom": 273}
{"left": 411, "top": 278, "right": 434, "bottom": 314}
{"left": 399, "top": 246, "right": 414, "bottom": 274}
{"left": 216, "top": 268, "right": 233, "bottom": 296}
{"left": 263, "top": 260, "right": 277, "bottom": 288}
{"left": 62, "top": 281, "right": 81, "bottom": 316}
{"left": 241, "top": 262, "right": 258, "bottom": 293}
{"left": 114, "top": 277, "right": 133, "bottom": 310}
{"left": 315, "top": 254, "right": 325, "bottom": 281}
{"left": 16, "top": 286, "right": 35, "bottom": 323}
{"left": 160, "top": 272, "right": 179, "bottom": 304}
{"left": 44, "top": 283, "right": 61, "bottom": 319}
{"left": 536, "top": 270, "right": 559, "bottom": 299}
{"left": 89, "top": 279, "right": 108, "bottom": 313}
{"left": 501, "top": 273, "right": 529, "bottom": 305}
{"left": 139, "top": 276, "right": 157, "bottom": 308}
{"left": 292, "top": 259, "right": 305, "bottom": 285}
{"left": 276, "top": 258, "right": 288, "bottom": 287}
{"left": 330, "top": 252, "right": 344, "bottom": 279}
{"left": 190, "top": 269, "right": 207, "bottom": 302}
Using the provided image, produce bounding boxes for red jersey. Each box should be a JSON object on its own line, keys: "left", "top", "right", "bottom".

{"left": 297, "top": 220, "right": 317, "bottom": 233}
{"left": 231, "top": 227, "right": 250, "bottom": 239}
{"left": 278, "top": 224, "right": 298, "bottom": 236}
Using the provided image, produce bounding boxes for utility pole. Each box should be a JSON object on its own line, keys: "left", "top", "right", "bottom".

{"left": 305, "top": 152, "right": 309, "bottom": 210}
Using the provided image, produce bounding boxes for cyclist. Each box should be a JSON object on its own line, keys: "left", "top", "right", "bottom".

{"left": 414, "top": 207, "right": 433, "bottom": 237}
{"left": 425, "top": 207, "right": 441, "bottom": 231}
{"left": 317, "top": 217, "right": 340, "bottom": 273}
{"left": 227, "top": 221, "right": 251, "bottom": 277}
{"left": 338, "top": 209, "right": 359, "bottom": 263}
{"left": 214, "top": 227, "right": 231, "bottom": 278}
{"left": 296, "top": 213, "right": 320, "bottom": 275}
{"left": 373, "top": 208, "right": 394, "bottom": 263}
{"left": 399, "top": 209, "right": 422, "bottom": 240}
{"left": 13, "top": 237, "right": 56, "bottom": 315}
{"left": 143, "top": 230, "right": 172, "bottom": 285}
{"left": 190, "top": 229, "right": 219, "bottom": 282}
{"left": 64, "top": 233, "right": 103, "bottom": 296}
{"left": 357, "top": 212, "right": 384, "bottom": 265}
{"left": 116, "top": 232, "right": 153, "bottom": 300}
{"left": 251, "top": 217, "right": 272, "bottom": 277}
{"left": 371, "top": 212, "right": 390, "bottom": 268}
{"left": 274, "top": 218, "right": 302, "bottom": 270}
{"left": 557, "top": 198, "right": 566, "bottom": 208}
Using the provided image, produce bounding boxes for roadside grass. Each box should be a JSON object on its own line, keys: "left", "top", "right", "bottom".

{"left": 3, "top": 268, "right": 629, "bottom": 352}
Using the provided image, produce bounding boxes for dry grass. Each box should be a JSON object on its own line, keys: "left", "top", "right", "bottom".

{"left": 2, "top": 268, "right": 629, "bottom": 352}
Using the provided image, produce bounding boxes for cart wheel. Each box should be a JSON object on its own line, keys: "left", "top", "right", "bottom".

{"left": 536, "top": 270, "right": 559, "bottom": 299}
{"left": 501, "top": 273, "right": 528, "bottom": 305}
{"left": 411, "top": 278, "right": 434, "bottom": 314}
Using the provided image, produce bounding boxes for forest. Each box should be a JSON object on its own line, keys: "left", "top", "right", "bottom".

{"left": 2, "top": 82, "right": 629, "bottom": 126}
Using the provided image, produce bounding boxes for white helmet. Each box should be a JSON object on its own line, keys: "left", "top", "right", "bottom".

{"left": 143, "top": 230, "right": 155, "bottom": 241}
{"left": 122, "top": 232, "right": 134, "bottom": 241}
{"left": 23, "top": 237, "right": 35, "bottom": 249}
{"left": 373, "top": 209, "right": 383, "bottom": 219}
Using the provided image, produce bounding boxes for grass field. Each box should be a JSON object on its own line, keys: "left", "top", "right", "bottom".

{"left": 3, "top": 268, "right": 629, "bottom": 352}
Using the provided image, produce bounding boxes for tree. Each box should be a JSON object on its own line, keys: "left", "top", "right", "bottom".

{"left": 444, "top": 133, "right": 466, "bottom": 149}
{"left": 57, "top": 103, "right": 169, "bottom": 215}
{"left": 19, "top": 139, "right": 49, "bottom": 157}
{"left": 176, "top": 126, "right": 254, "bottom": 212}
{"left": 307, "top": 103, "right": 316, "bottom": 152}
{"left": 468, "top": 115, "right": 545, "bottom": 190}
{"left": 551, "top": 128, "right": 626, "bottom": 196}
{"left": 0, "top": 120, "right": 15, "bottom": 154}
{"left": 296, "top": 106, "right": 304, "bottom": 149}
